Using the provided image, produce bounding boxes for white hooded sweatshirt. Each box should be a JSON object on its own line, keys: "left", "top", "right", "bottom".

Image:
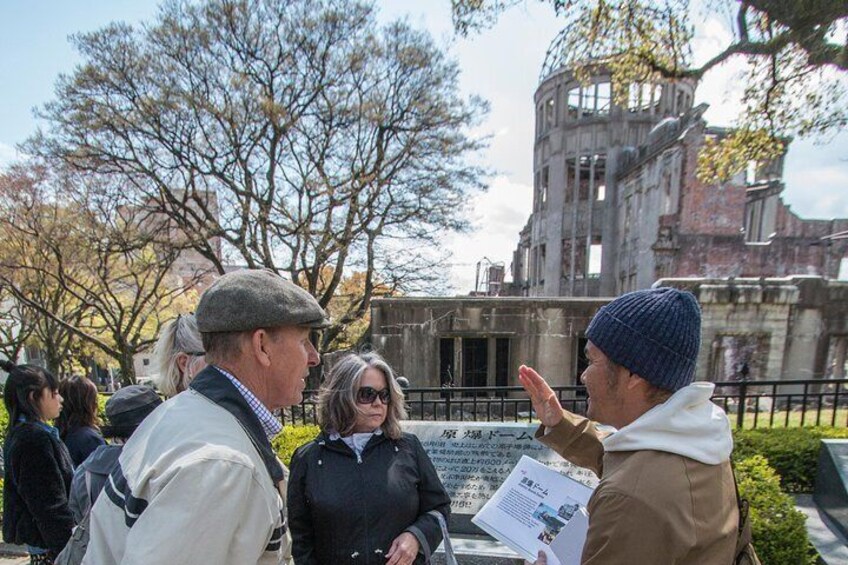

{"left": 602, "top": 381, "right": 733, "bottom": 464}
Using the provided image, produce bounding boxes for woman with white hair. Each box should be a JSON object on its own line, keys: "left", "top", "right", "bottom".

{"left": 288, "top": 352, "right": 450, "bottom": 565}
{"left": 151, "top": 314, "right": 206, "bottom": 398}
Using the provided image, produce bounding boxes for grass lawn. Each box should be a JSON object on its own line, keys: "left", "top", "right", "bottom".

{"left": 734, "top": 407, "right": 848, "bottom": 429}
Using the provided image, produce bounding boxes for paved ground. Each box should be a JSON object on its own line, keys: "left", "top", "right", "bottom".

{"left": 0, "top": 542, "right": 28, "bottom": 564}
{"left": 794, "top": 494, "right": 848, "bottom": 565}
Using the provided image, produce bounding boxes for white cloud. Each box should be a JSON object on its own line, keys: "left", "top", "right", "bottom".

{"left": 691, "top": 16, "right": 747, "bottom": 127}
{"left": 783, "top": 140, "right": 848, "bottom": 218}
{"left": 441, "top": 176, "right": 533, "bottom": 294}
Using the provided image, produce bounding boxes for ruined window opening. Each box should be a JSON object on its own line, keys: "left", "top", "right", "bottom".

{"left": 561, "top": 239, "right": 572, "bottom": 280}
{"left": 596, "top": 82, "right": 611, "bottom": 114}
{"left": 537, "top": 103, "right": 544, "bottom": 136}
{"left": 745, "top": 160, "right": 758, "bottom": 185}
{"left": 709, "top": 334, "right": 770, "bottom": 382}
{"left": 541, "top": 166, "right": 549, "bottom": 208}
{"left": 534, "top": 170, "right": 541, "bottom": 211}
{"left": 495, "top": 338, "right": 510, "bottom": 394}
{"left": 439, "top": 338, "right": 455, "bottom": 387}
{"left": 539, "top": 244, "right": 547, "bottom": 284}
{"left": 840, "top": 258, "right": 848, "bottom": 281}
{"left": 523, "top": 246, "right": 531, "bottom": 285}
{"left": 589, "top": 240, "right": 602, "bottom": 276}
{"left": 530, "top": 247, "right": 536, "bottom": 285}
{"left": 581, "top": 85, "right": 595, "bottom": 118}
{"left": 461, "top": 338, "right": 488, "bottom": 389}
{"left": 579, "top": 160, "right": 591, "bottom": 200}
{"left": 662, "top": 170, "right": 673, "bottom": 214}
{"left": 597, "top": 184, "right": 606, "bottom": 201}
{"left": 826, "top": 336, "right": 848, "bottom": 379}
{"left": 544, "top": 97, "right": 555, "bottom": 131}
{"left": 567, "top": 87, "right": 580, "bottom": 119}
{"left": 628, "top": 83, "right": 661, "bottom": 113}
{"left": 573, "top": 244, "right": 586, "bottom": 279}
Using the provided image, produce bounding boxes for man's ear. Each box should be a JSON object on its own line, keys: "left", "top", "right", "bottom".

{"left": 250, "top": 329, "right": 273, "bottom": 368}
{"left": 626, "top": 372, "right": 650, "bottom": 392}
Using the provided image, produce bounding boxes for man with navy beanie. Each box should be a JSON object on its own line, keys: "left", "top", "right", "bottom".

{"left": 521, "top": 287, "right": 737, "bottom": 564}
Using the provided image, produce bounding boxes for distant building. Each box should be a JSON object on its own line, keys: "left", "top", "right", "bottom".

{"left": 370, "top": 276, "right": 847, "bottom": 387}
{"left": 132, "top": 190, "right": 222, "bottom": 384}
{"left": 511, "top": 58, "right": 848, "bottom": 297}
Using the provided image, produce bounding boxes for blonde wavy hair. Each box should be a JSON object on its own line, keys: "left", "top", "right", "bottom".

{"left": 317, "top": 352, "right": 407, "bottom": 440}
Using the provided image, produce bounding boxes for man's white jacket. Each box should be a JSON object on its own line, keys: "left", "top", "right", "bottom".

{"left": 83, "top": 367, "right": 289, "bottom": 565}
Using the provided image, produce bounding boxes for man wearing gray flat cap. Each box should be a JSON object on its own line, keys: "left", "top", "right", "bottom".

{"left": 83, "top": 269, "right": 329, "bottom": 565}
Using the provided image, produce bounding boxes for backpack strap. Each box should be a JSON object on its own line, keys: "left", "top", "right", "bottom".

{"left": 84, "top": 468, "right": 94, "bottom": 512}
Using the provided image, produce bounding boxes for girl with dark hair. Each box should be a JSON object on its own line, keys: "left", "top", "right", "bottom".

{"left": 1, "top": 360, "right": 75, "bottom": 564}
{"left": 56, "top": 376, "right": 105, "bottom": 467}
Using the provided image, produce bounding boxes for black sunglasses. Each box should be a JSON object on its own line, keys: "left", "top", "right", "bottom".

{"left": 356, "top": 386, "right": 390, "bottom": 405}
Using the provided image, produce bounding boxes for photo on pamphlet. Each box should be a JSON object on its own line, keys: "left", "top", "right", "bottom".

{"left": 473, "top": 455, "right": 595, "bottom": 565}
{"left": 533, "top": 503, "right": 567, "bottom": 545}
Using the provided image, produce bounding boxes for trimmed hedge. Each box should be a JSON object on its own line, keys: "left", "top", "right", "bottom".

{"left": 97, "top": 394, "right": 108, "bottom": 423}
{"left": 273, "top": 424, "right": 320, "bottom": 467}
{"left": 733, "top": 427, "right": 848, "bottom": 493}
{"left": 735, "top": 455, "right": 818, "bottom": 564}
{"left": 0, "top": 403, "right": 7, "bottom": 442}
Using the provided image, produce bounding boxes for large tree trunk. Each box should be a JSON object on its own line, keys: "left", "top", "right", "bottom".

{"left": 118, "top": 349, "right": 137, "bottom": 386}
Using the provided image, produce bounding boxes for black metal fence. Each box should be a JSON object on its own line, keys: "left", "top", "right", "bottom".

{"left": 284, "top": 378, "right": 848, "bottom": 430}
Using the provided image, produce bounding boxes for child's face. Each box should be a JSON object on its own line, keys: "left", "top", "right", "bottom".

{"left": 36, "top": 387, "right": 63, "bottom": 421}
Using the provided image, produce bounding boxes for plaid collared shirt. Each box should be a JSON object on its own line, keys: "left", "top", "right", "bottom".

{"left": 213, "top": 365, "right": 282, "bottom": 440}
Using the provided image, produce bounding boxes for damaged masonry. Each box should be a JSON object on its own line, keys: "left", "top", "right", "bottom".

{"left": 371, "top": 276, "right": 848, "bottom": 389}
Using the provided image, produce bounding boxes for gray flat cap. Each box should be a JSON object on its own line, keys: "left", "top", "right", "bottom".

{"left": 196, "top": 269, "right": 330, "bottom": 333}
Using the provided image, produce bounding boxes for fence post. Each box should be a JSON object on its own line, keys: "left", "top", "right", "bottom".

{"left": 736, "top": 378, "right": 748, "bottom": 430}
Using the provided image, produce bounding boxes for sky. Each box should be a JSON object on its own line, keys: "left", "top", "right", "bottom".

{"left": 1, "top": 1, "right": 846, "bottom": 294}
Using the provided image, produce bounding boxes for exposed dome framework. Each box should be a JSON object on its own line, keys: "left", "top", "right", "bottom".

{"left": 539, "top": 28, "right": 620, "bottom": 83}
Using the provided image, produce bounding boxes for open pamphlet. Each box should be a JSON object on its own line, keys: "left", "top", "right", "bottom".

{"left": 471, "top": 455, "right": 594, "bottom": 565}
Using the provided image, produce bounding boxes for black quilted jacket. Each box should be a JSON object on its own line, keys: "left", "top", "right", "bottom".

{"left": 288, "top": 431, "right": 451, "bottom": 565}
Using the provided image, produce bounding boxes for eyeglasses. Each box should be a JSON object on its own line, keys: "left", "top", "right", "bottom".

{"left": 356, "top": 386, "right": 390, "bottom": 405}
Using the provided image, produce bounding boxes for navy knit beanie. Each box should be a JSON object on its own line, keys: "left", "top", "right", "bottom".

{"left": 586, "top": 287, "right": 701, "bottom": 392}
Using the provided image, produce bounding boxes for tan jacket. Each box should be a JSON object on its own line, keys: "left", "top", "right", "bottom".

{"left": 537, "top": 384, "right": 738, "bottom": 564}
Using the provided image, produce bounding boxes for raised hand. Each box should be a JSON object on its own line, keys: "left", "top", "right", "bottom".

{"left": 518, "top": 365, "right": 563, "bottom": 429}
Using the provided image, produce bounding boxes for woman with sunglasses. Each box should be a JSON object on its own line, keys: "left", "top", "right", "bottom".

{"left": 288, "top": 352, "right": 450, "bottom": 565}
{"left": 150, "top": 313, "right": 207, "bottom": 398}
